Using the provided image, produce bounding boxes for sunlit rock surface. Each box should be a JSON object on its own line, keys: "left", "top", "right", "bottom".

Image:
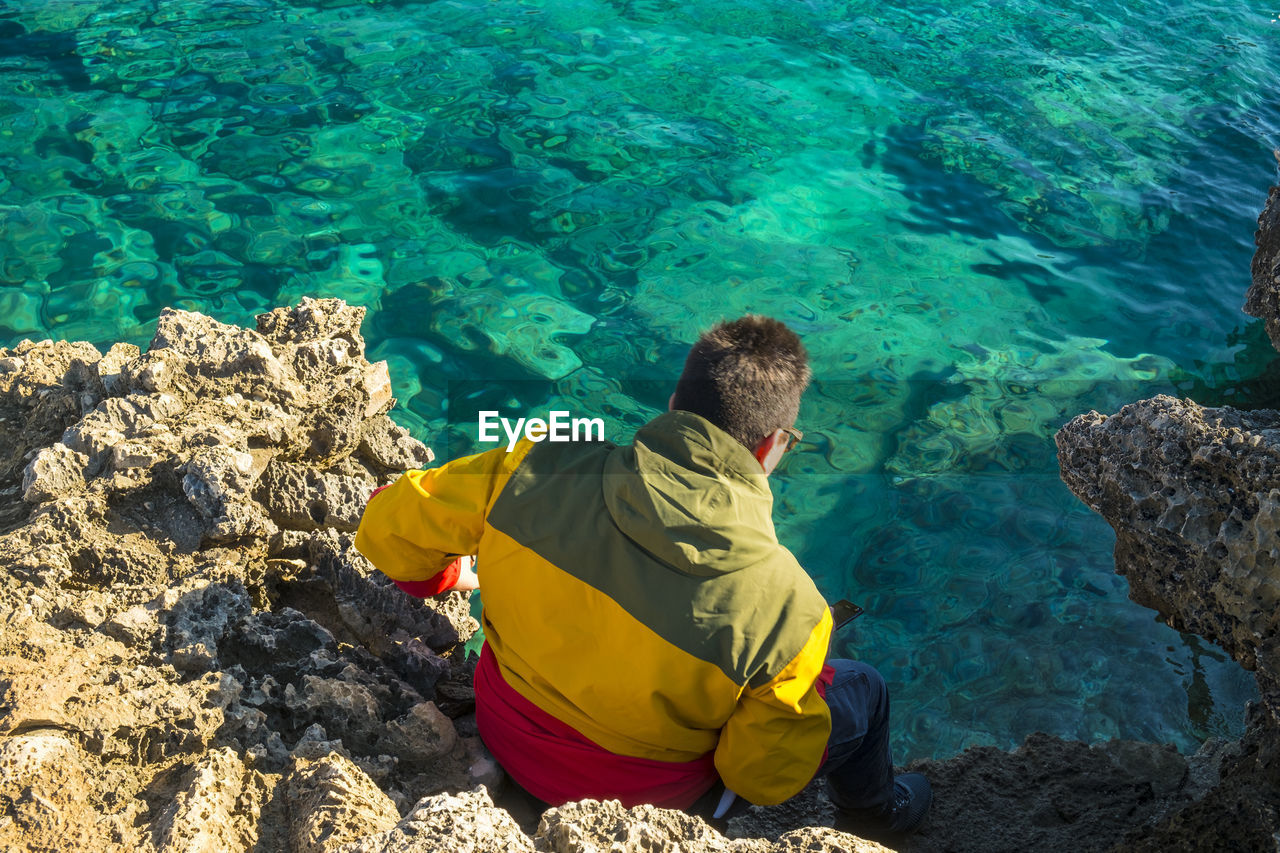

{"left": 0, "top": 298, "right": 493, "bottom": 850}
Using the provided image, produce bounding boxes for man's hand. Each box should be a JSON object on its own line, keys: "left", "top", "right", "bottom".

{"left": 389, "top": 555, "right": 479, "bottom": 598}
{"left": 452, "top": 555, "right": 480, "bottom": 591}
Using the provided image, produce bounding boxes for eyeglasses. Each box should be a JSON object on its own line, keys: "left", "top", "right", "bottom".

{"left": 781, "top": 426, "right": 803, "bottom": 452}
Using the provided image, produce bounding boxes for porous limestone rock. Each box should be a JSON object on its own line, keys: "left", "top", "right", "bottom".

{"left": 286, "top": 751, "right": 401, "bottom": 853}
{"left": 380, "top": 702, "right": 458, "bottom": 770}
{"left": 360, "top": 414, "right": 434, "bottom": 473}
{"left": 1244, "top": 177, "right": 1280, "bottom": 350}
{"left": 1114, "top": 701, "right": 1280, "bottom": 853}
{"left": 902, "top": 734, "right": 1194, "bottom": 852}
{"left": 0, "top": 299, "right": 472, "bottom": 852}
{"left": 21, "top": 442, "right": 89, "bottom": 503}
{"left": 328, "top": 786, "right": 891, "bottom": 853}
{"left": 256, "top": 460, "right": 375, "bottom": 532}
{"left": 337, "top": 786, "right": 535, "bottom": 853}
{"left": 537, "top": 799, "right": 772, "bottom": 853}
{"left": 125, "top": 308, "right": 297, "bottom": 403}
{"left": 0, "top": 619, "right": 234, "bottom": 768}
{"left": 534, "top": 798, "right": 895, "bottom": 853}
{"left": 773, "top": 828, "right": 893, "bottom": 852}
{"left": 257, "top": 296, "right": 368, "bottom": 355}
{"left": 0, "top": 339, "right": 103, "bottom": 404}
{"left": 1056, "top": 396, "right": 1280, "bottom": 720}
{"left": 163, "top": 578, "right": 254, "bottom": 673}
{"left": 0, "top": 733, "right": 138, "bottom": 852}
{"left": 1056, "top": 395, "right": 1280, "bottom": 851}
{"left": 151, "top": 747, "right": 258, "bottom": 852}
{"left": 100, "top": 602, "right": 162, "bottom": 646}
{"left": 98, "top": 342, "right": 140, "bottom": 396}
{"left": 0, "top": 338, "right": 104, "bottom": 530}
{"left": 1052, "top": 173, "right": 1280, "bottom": 853}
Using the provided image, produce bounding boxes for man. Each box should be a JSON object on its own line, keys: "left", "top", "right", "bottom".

{"left": 354, "top": 315, "right": 930, "bottom": 836}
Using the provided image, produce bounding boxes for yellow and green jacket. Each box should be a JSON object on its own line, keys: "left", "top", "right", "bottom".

{"left": 354, "top": 410, "right": 833, "bottom": 806}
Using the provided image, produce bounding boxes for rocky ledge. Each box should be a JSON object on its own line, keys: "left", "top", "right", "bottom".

{"left": 1, "top": 249, "right": 1276, "bottom": 852}
{"left": 1054, "top": 173, "right": 1280, "bottom": 851}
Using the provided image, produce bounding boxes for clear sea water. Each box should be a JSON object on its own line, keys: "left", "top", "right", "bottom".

{"left": 2, "top": 0, "right": 1277, "bottom": 761}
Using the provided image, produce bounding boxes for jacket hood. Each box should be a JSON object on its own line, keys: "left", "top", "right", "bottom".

{"left": 602, "top": 410, "right": 780, "bottom": 576}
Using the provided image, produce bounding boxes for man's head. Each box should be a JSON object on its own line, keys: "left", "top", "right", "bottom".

{"left": 670, "top": 315, "right": 810, "bottom": 471}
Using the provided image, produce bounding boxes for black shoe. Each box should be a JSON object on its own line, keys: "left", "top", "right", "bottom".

{"left": 836, "top": 772, "right": 932, "bottom": 837}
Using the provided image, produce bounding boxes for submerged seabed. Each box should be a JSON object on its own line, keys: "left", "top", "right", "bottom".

{"left": 2, "top": 0, "right": 1277, "bottom": 759}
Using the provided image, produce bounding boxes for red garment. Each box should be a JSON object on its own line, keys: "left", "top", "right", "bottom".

{"left": 815, "top": 662, "right": 834, "bottom": 768}
{"left": 391, "top": 556, "right": 461, "bottom": 597}
{"left": 473, "top": 643, "right": 718, "bottom": 809}
{"left": 817, "top": 663, "right": 835, "bottom": 699}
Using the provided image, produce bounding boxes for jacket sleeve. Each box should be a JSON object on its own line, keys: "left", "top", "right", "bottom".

{"left": 353, "top": 444, "right": 516, "bottom": 587}
{"left": 713, "top": 608, "right": 834, "bottom": 805}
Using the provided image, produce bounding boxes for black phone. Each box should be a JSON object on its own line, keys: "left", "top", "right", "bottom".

{"left": 831, "top": 599, "right": 864, "bottom": 630}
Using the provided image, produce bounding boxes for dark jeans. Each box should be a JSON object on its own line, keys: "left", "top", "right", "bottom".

{"left": 689, "top": 658, "right": 895, "bottom": 820}
{"left": 819, "top": 658, "right": 895, "bottom": 812}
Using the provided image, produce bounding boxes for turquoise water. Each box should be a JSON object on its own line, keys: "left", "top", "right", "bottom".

{"left": 2, "top": 0, "right": 1277, "bottom": 760}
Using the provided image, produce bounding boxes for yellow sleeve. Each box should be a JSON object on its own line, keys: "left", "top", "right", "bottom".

{"left": 353, "top": 444, "right": 518, "bottom": 583}
{"left": 713, "top": 609, "right": 833, "bottom": 805}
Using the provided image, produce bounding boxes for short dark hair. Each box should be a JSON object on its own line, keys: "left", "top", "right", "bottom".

{"left": 671, "top": 315, "right": 810, "bottom": 450}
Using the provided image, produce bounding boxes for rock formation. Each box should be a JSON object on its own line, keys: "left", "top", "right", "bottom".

{"left": 1244, "top": 178, "right": 1280, "bottom": 350}
{"left": 1055, "top": 171, "right": 1280, "bottom": 850}
{"left": 0, "top": 298, "right": 494, "bottom": 851}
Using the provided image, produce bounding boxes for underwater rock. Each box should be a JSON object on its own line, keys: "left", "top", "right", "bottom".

{"left": 420, "top": 283, "right": 594, "bottom": 380}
